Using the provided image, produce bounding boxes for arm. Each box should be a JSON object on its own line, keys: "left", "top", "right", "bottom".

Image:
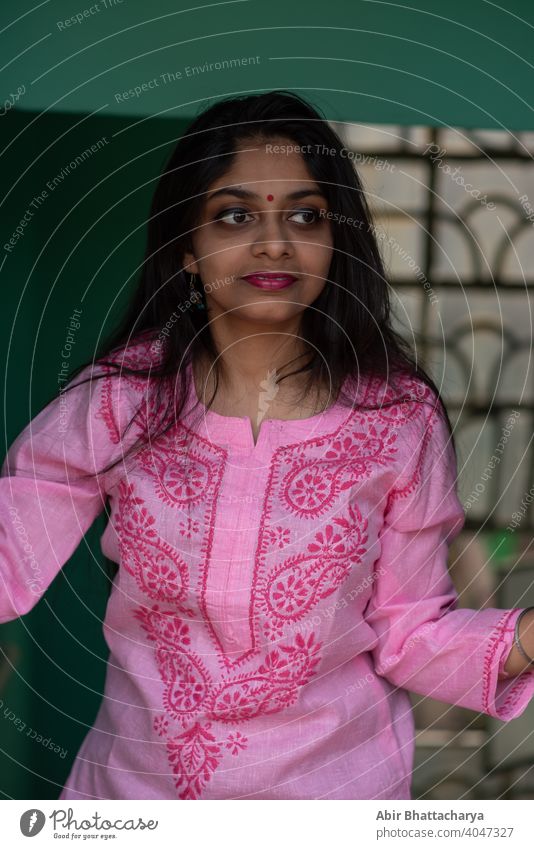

{"left": 363, "top": 389, "right": 534, "bottom": 721}
{"left": 0, "top": 360, "right": 138, "bottom": 623}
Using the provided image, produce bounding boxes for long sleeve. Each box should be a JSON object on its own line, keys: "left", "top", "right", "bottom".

{"left": 0, "top": 360, "right": 138, "bottom": 624}
{"left": 364, "top": 389, "right": 534, "bottom": 721}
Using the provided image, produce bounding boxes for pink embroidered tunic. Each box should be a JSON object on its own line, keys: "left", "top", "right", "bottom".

{"left": 1, "top": 336, "right": 534, "bottom": 800}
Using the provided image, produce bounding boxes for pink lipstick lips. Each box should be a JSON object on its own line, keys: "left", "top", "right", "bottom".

{"left": 242, "top": 272, "right": 298, "bottom": 290}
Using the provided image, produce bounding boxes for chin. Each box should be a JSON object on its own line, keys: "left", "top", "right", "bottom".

{"left": 237, "top": 301, "right": 305, "bottom": 321}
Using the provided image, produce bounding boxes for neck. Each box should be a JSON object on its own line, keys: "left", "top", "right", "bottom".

{"left": 202, "top": 314, "right": 311, "bottom": 388}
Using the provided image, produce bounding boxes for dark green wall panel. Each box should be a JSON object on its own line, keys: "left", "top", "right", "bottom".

{"left": 1, "top": 0, "right": 534, "bottom": 129}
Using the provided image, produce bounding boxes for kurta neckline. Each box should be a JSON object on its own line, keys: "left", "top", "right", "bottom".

{"left": 182, "top": 359, "right": 358, "bottom": 452}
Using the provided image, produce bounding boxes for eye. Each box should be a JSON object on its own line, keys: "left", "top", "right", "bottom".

{"left": 213, "top": 206, "right": 322, "bottom": 226}
{"left": 289, "top": 208, "right": 320, "bottom": 224}
{"left": 214, "top": 207, "right": 254, "bottom": 225}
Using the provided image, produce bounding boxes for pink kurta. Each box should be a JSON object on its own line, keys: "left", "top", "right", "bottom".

{"left": 1, "top": 335, "right": 534, "bottom": 800}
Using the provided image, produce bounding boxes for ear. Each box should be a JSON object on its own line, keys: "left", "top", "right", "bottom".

{"left": 182, "top": 242, "right": 200, "bottom": 275}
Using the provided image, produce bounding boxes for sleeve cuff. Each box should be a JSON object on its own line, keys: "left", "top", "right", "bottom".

{"left": 483, "top": 608, "right": 534, "bottom": 720}
{"left": 496, "top": 608, "right": 521, "bottom": 679}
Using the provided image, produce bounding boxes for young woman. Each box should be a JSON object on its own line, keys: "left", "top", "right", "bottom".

{"left": 2, "top": 90, "right": 534, "bottom": 801}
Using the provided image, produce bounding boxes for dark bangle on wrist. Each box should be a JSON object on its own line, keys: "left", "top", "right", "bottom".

{"left": 514, "top": 606, "right": 534, "bottom": 667}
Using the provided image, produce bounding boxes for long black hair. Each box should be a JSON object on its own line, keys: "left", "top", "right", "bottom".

{"left": 49, "top": 89, "right": 455, "bottom": 584}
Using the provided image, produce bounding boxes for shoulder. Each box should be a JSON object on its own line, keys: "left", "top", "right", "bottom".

{"left": 356, "top": 368, "right": 453, "bottom": 493}
{"left": 358, "top": 367, "right": 447, "bottom": 437}
{"left": 96, "top": 329, "right": 163, "bottom": 374}
{"left": 87, "top": 331, "right": 166, "bottom": 446}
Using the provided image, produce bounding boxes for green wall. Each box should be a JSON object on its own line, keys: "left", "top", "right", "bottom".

{"left": 2, "top": 0, "right": 534, "bottom": 128}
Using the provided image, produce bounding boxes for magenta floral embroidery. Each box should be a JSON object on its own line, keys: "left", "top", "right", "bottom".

{"left": 281, "top": 426, "right": 397, "bottom": 519}
{"left": 134, "top": 605, "right": 211, "bottom": 727}
{"left": 134, "top": 599, "right": 323, "bottom": 797}
{"left": 272, "top": 572, "right": 311, "bottom": 615}
{"left": 95, "top": 337, "right": 167, "bottom": 446}
{"left": 171, "top": 680, "right": 207, "bottom": 713}
{"left": 207, "top": 631, "right": 323, "bottom": 722}
{"left": 178, "top": 516, "right": 201, "bottom": 538}
{"left": 137, "top": 437, "right": 213, "bottom": 507}
{"left": 145, "top": 562, "right": 184, "bottom": 599}
{"left": 286, "top": 466, "right": 332, "bottom": 514}
{"left": 363, "top": 373, "right": 434, "bottom": 427}
{"left": 166, "top": 722, "right": 223, "bottom": 800}
{"left": 114, "top": 480, "right": 192, "bottom": 613}
{"left": 260, "top": 502, "right": 369, "bottom": 628}
{"left": 153, "top": 714, "right": 169, "bottom": 737}
{"left": 262, "top": 620, "right": 285, "bottom": 642}
{"left": 225, "top": 731, "right": 248, "bottom": 755}
{"left": 265, "top": 525, "right": 291, "bottom": 548}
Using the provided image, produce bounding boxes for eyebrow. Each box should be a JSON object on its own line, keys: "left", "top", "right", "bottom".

{"left": 206, "top": 186, "right": 328, "bottom": 202}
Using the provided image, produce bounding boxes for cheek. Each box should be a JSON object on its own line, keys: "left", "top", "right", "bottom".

{"left": 303, "top": 239, "right": 333, "bottom": 270}
{"left": 201, "top": 238, "right": 248, "bottom": 273}
{"left": 196, "top": 241, "right": 240, "bottom": 278}
{"left": 303, "top": 225, "right": 332, "bottom": 251}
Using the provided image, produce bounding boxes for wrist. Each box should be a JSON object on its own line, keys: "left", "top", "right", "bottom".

{"left": 503, "top": 607, "right": 534, "bottom": 676}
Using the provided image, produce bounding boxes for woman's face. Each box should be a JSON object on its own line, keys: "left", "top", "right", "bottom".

{"left": 182, "top": 137, "right": 334, "bottom": 327}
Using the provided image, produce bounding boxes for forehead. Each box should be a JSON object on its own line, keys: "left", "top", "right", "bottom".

{"left": 206, "top": 141, "right": 317, "bottom": 196}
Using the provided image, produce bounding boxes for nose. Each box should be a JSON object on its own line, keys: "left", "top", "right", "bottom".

{"left": 251, "top": 209, "right": 293, "bottom": 260}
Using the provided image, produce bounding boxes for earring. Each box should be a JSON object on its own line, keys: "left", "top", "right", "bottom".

{"left": 189, "top": 272, "right": 206, "bottom": 310}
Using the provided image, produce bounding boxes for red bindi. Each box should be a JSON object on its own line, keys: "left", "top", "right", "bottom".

{"left": 266, "top": 194, "right": 274, "bottom": 201}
